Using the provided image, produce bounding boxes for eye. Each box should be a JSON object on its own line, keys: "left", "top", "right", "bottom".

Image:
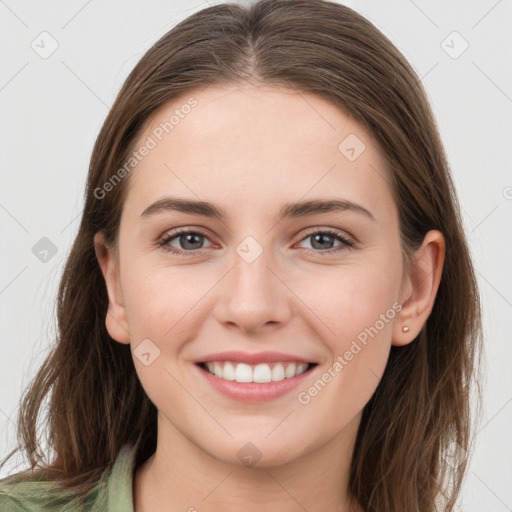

{"left": 296, "top": 228, "right": 354, "bottom": 254}
{"left": 158, "top": 229, "right": 213, "bottom": 255}
{"left": 158, "top": 227, "right": 354, "bottom": 257}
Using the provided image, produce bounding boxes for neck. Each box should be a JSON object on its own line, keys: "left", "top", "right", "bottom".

{"left": 133, "top": 412, "right": 364, "bottom": 512}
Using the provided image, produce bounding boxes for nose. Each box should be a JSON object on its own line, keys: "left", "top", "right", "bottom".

{"left": 214, "top": 250, "right": 292, "bottom": 335}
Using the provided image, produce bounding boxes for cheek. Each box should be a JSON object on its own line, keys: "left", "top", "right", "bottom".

{"left": 122, "top": 263, "right": 212, "bottom": 340}
{"left": 120, "top": 265, "right": 211, "bottom": 398}
{"left": 292, "top": 277, "right": 397, "bottom": 432}
{"left": 300, "top": 258, "right": 401, "bottom": 340}
{"left": 298, "top": 257, "right": 401, "bottom": 390}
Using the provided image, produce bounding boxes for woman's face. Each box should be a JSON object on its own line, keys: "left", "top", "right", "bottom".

{"left": 98, "top": 84, "right": 416, "bottom": 467}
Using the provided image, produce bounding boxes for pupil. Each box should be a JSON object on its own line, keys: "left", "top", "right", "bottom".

{"left": 182, "top": 233, "right": 202, "bottom": 250}
{"left": 312, "top": 234, "right": 333, "bottom": 250}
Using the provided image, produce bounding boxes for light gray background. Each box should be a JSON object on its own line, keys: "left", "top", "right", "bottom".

{"left": 1, "top": 1, "right": 511, "bottom": 510}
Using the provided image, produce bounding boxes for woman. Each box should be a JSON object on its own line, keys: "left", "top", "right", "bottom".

{"left": 0, "top": 1, "right": 482, "bottom": 510}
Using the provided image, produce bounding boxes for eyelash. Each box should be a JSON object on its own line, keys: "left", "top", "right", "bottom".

{"left": 157, "top": 228, "right": 354, "bottom": 256}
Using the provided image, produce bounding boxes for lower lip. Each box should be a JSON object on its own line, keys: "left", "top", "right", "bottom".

{"left": 195, "top": 364, "right": 316, "bottom": 402}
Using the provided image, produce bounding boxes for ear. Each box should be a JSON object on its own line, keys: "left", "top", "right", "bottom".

{"left": 94, "top": 231, "right": 130, "bottom": 344}
{"left": 393, "top": 230, "right": 446, "bottom": 346}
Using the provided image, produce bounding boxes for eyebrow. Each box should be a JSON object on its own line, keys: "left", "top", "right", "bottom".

{"left": 140, "top": 197, "right": 375, "bottom": 222}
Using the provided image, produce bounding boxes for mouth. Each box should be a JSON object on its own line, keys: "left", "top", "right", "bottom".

{"left": 196, "top": 361, "right": 318, "bottom": 383}
{"left": 194, "top": 350, "right": 320, "bottom": 401}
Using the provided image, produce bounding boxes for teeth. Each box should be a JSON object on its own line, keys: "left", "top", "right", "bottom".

{"left": 253, "top": 364, "right": 272, "bottom": 383}
{"left": 271, "top": 364, "right": 285, "bottom": 381}
{"left": 213, "top": 362, "right": 223, "bottom": 379}
{"left": 203, "top": 361, "right": 311, "bottom": 383}
{"left": 222, "top": 362, "right": 236, "bottom": 381}
{"left": 235, "top": 363, "right": 253, "bottom": 383}
{"left": 296, "top": 363, "right": 309, "bottom": 375}
{"left": 284, "top": 362, "right": 296, "bottom": 378}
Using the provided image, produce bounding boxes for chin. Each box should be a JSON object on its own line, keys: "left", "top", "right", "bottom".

{"left": 198, "top": 431, "right": 313, "bottom": 470}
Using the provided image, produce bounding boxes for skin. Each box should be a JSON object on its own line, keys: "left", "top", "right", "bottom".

{"left": 94, "top": 84, "right": 445, "bottom": 512}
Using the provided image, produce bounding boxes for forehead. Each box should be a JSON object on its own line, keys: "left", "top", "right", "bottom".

{"left": 123, "top": 84, "right": 396, "bottom": 224}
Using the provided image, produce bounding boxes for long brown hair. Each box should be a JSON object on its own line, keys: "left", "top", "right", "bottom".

{"left": 1, "top": 1, "right": 482, "bottom": 510}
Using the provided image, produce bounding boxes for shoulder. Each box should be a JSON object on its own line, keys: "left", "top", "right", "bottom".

{"left": 0, "top": 444, "right": 137, "bottom": 512}
{"left": 0, "top": 486, "right": 24, "bottom": 512}
{"left": 0, "top": 476, "right": 96, "bottom": 511}
{"left": 0, "top": 478, "right": 70, "bottom": 510}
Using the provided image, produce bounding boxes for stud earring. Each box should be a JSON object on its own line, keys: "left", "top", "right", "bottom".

{"left": 402, "top": 325, "right": 410, "bottom": 333}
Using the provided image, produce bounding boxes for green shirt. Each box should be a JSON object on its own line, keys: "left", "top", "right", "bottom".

{"left": 0, "top": 444, "right": 136, "bottom": 511}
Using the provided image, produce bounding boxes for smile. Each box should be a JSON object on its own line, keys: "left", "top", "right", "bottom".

{"left": 198, "top": 361, "right": 315, "bottom": 383}
{"left": 194, "top": 350, "right": 319, "bottom": 401}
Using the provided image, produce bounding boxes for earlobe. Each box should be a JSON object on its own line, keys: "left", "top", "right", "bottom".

{"left": 392, "top": 230, "right": 446, "bottom": 346}
{"left": 93, "top": 232, "right": 131, "bottom": 345}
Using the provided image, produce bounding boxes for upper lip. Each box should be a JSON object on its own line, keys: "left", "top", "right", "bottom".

{"left": 196, "top": 351, "right": 316, "bottom": 365}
